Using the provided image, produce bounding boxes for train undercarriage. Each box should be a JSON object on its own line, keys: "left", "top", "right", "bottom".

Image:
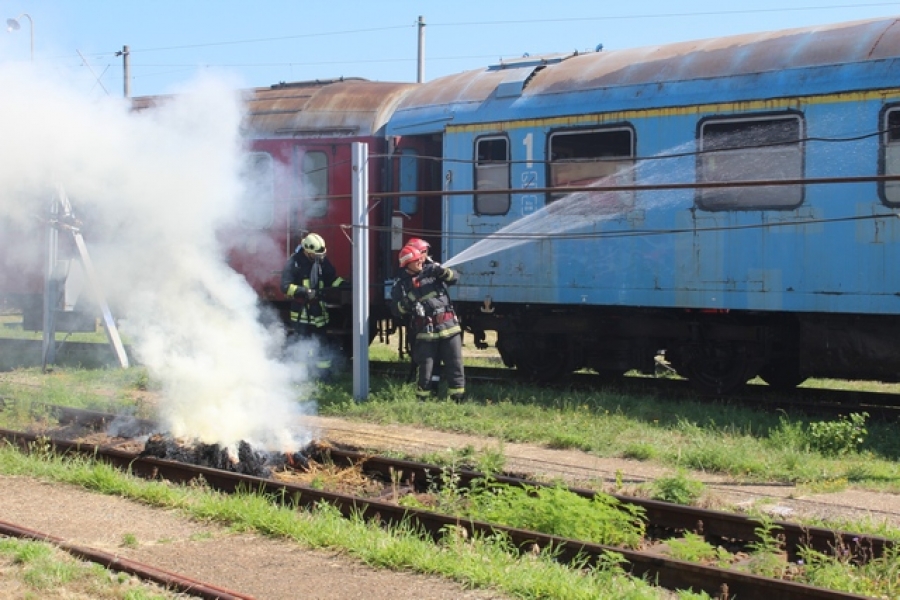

{"left": 458, "top": 303, "right": 900, "bottom": 395}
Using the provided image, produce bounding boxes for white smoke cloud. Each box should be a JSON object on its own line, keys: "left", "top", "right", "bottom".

{"left": 0, "top": 60, "right": 317, "bottom": 452}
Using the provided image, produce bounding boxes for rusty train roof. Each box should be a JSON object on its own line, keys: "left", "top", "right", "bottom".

{"left": 243, "top": 78, "right": 417, "bottom": 138}
{"left": 132, "top": 78, "right": 418, "bottom": 139}
{"left": 389, "top": 16, "right": 900, "bottom": 131}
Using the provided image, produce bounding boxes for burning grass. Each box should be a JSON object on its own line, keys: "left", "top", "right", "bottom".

{"left": 140, "top": 434, "right": 388, "bottom": 497}
{"left": 26, "top": 409, "right": 399, "bottom": 499}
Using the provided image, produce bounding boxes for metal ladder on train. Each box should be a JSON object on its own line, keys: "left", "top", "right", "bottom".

{"left": 41, "top": 185, "right": 129, "bottom": 370}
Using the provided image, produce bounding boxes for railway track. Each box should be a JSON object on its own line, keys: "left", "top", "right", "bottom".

{"left": 370, "top": 360, "right": 900, "bottom": 419}
{"left": 0, "top": 405, "right": 892, "bottom": 599}
{"left": 0, "top": 518, "right": 253, "bottom": 600}
{"left": 16, "top": 400, "right": 900, "bottom": 535}
{"left": 3, "top": 337, "right": 899, "bottom": 417}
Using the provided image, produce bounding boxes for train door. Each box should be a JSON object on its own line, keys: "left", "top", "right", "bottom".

{"left": 232, "top": 139, "right": 353, "bottom": 325}
{"left": 390, "top": 135, "right": 444, "bottom": 264}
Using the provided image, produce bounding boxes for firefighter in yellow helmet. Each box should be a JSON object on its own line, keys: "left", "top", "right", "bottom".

{"left": 280, "top": 233, "right": 346, "bottom": 381}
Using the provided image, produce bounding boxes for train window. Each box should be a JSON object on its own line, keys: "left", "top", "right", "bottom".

{"left": 698, "top": 116, "right": 803, "bottom": 210}
{"left": 548, "top": 128, "right": 635, "bottom": 205}
{"left": 399, "top": 149, "right": 419, "bottom": 215}
{"left": 882, "top": 108, "right": 900, "bottom": 204}
{"left": 475, "top": 136, "right": 510, "bottom": 215}
{"left": 299, "top": 151, "right": 328, "bottom": 219}
{"left": 238, "top": 152, "right": 275, "bottom": 229}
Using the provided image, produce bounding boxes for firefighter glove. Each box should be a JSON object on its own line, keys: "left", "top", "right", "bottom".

{"left": 294, "top": 286, "right": 316, "bottom": 300}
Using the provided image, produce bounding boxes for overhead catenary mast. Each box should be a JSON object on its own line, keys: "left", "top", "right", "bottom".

{"left": 42, "top": 186, "right": 129, "bottom": 370}
{"left": 417, "top": 16, "right": 425, "bottom": 83}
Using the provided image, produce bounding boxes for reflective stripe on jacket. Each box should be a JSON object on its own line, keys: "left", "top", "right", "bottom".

{"left": 280, "top": 251, "right": 344, "bottom": 328}
{"left": 390, "top": 264, "right": 460, "bottom": 340}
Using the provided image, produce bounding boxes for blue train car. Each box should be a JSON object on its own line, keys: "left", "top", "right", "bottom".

{"left": 386, "top": 16, "right": 900, "bottom": 393}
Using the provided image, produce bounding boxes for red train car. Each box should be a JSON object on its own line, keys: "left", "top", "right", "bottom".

{"left": 136, "top": 78, "right": 444, "bottom": 349}
{"left": 229, "top": 78, "right": 427, "bottom": 347}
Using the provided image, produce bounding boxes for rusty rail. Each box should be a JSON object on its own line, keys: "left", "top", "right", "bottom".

{"left": 0, "top": 519, "right": 254, "bottom": 600}
{"left": 320, "top": 446, "right": 892, "bottom": 563}
{"left": 40, "top": 403, "right": 896, "bottom": 561}
{"left": 0, "top": 427, "right": 878, "bottom": 600}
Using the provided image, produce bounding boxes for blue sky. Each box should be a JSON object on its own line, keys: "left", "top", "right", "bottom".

{"left": 3, "top": 1, "right": 900, "bottom": 97}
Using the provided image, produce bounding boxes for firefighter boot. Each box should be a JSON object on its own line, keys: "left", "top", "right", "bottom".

{"left": 315, "top": 358, "right": 333, "bottom": 383}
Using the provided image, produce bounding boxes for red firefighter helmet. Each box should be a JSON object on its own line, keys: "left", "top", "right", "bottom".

{"left": 406, "top": 238, "right": 430, "bottom": 254}
{"left": 398, "top": 245, "right": 424, "bottom": 268}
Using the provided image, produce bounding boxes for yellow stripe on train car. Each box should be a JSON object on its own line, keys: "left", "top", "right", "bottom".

{"left": 447, "top": 88, "right": 900, "bottom": 134}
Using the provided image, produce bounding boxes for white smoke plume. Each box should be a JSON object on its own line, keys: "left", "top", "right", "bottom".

{"left": 0, "top": 61, "right": 317, "bottom": 452}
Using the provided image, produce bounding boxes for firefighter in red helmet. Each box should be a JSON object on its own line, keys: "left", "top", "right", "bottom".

{"left": 398, "top": 237, "right": 442, "bottom": 388}
{"left": 405, "top": 237, "right": 431, "bottom": 259}
{"left": 280, "top": 233, "right": 346, "bottom": 381}
{"left": 390, "top": 242, "right": 466, "bottom": 402}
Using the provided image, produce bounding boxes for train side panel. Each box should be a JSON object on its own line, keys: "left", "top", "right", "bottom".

{"left": 444, "top": 98, "right": 900, "bottom": 315}
{"left": 389, "top": 16, "right": 900, "bottom": 390}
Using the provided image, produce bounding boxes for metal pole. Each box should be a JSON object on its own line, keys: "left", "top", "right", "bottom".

{"left": 122, "top": 45, "right": 130, "bottom": 98}
{"left": 56, "top": 186, "right": 129, "bottom": 368}
{"left": 25, "top": 14, "right": 32, "bottom": 62}
{"left": 417, "top": 16, "right": 425, "bottom": 83}
{"left": 41, "top": 196, "right": 58, "bottom": 370}
{"left": 351, "top": 142, "right": 370, "bottom": 401}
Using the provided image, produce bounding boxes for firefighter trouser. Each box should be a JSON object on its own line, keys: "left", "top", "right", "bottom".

{"left": 412, "top": 333, "right": 465, "bottom": 400}
{"left": 293, "top": 322, "right": 334, "bottom": 377}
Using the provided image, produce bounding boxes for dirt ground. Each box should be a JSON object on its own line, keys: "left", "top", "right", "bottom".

{"left": 3, "top": 413, "right": 900, "bottom": 600}
{"left": 309, "top": 415, "right": 900, "bottom": 528}
{"left": 0, "top": 475, "right": 506, "bottom": 600}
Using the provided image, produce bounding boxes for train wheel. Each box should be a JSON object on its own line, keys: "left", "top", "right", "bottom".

{"left": 672, "top": 343, "right": 755, "bottom": 395}
{"left": 515, "top": 334, "right": 569, "bottom": 383}
{"left": 758, "top": 362, "right": 806, "bottom": 391}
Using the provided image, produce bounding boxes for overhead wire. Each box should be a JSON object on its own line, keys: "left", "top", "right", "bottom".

{"left": 302, "top": 125, "right": 895, "bottom": 175}
{"left": 65, "top": 3, "right": 900, "bottom": 82}
{"left": 96, "top": 3, "right": 900, "bottom": 56}
{"left": 429, "top": 3, "right": 900, "bottom": 27}
{"left": 356, "top": 211, "right": 898, "bottom": 242}
{"left": 295, "top": 128, "right": 890, "bottom": 250}
{"left": 87, "top": 6, "right": 900, "bottom": 244}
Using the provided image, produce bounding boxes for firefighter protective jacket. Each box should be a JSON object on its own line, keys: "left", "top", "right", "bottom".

{"left": 391, "top": 263, "right": 461, "bottom": 340}
{"left": 280, "top": 251, "right": 344, "bottom": 328}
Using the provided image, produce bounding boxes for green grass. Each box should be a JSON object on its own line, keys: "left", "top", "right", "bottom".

{"left": 4, "top": 364, "right": 900, "bottom": 596}
{"left": 6, "top": 363, "right": 900, "bottom": 498}
{"left": 2, "top": 424, "right": 899, "bottom": 598}
{"left": 0, "top": 535, "right": 178, "bottom": 599}
{"left": 317, "top": 374, "right": 900, "bottom": 495}
{"left": 0, "top": 367, "right": 156, "bottom": 427}
{"left": 0, "top": 445, "right": 682, "bottom": 600}
{"left": 0, "top": 313, "right": 114, "bottom": 344}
